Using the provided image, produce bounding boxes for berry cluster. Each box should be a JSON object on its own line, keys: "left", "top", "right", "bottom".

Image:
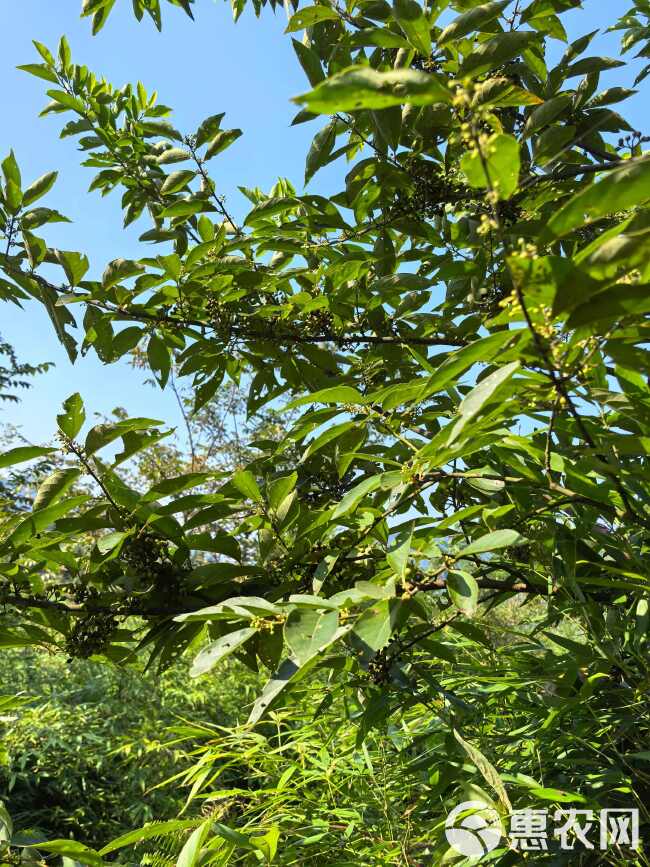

{"left": 300, "top": 468, "right": 354, "bottom": 507}
{"left": 410, "top": 56, "right": 443, "bottom": 74}
{"left": 205, "top": 295, "right": 235, "bottom": 341}
{"left": 391, "top": 161, "right": 471, "bottom": 221}
{"left": 367, "top": 648, "right": 391, "bottom": 685}
{"left": 121, "top": 531, "right": 186, "bottom": 597}
{"left": 65, "top": 611, "right": 117, "bottom": 659}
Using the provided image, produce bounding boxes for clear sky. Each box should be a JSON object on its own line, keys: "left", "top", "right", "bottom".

{"left": 1, "top": 1, "right": 645, "bottom": 445}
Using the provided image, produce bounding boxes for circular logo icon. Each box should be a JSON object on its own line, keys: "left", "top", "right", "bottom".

{"left": 445, "top": 800, "right": 503, "bottom": 857}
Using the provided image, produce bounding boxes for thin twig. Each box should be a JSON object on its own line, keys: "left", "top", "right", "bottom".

{"left": 544, "top": 396, "right": 560, "bottom": 478}
{"left": 170, "top": 369, "right": 196, "bottom": 472}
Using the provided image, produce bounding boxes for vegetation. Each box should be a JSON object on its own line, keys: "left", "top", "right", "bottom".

{"left": 0, "top": 340, "right": 50, "bottom": 405}
{"left": 2, "top": 0, "right": 650, "bottom": 863}
{"left": 0, "top": 652, "right": 258, "bottom": 845}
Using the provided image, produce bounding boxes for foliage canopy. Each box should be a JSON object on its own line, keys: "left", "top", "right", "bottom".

{"left": 2, "top": 0, "right": 650, "bottom": 863}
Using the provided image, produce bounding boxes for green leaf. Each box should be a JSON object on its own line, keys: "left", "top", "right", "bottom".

{"left": 45, "top": 89, "right": 85, "bottom": 113}
{"left": 33, "top": 468, "right": 81, "bottom": 510}
{"left": 32, "top": 841, "right": 104, "bottom": 867}
{"left": 542, "top": 158, "right": 650, "bottom": 240}
{"left": 474, "top": 78, "right": 542, "bottom": 108}
{"left": 290, "top": 593, "right": 340, "bottom": 610}
{"left": 250, "top": 826, "right": 280, "bottom": 861}
{"left": 567, "top": 283, "right": 650, "bottom": 328}
{"left": 268, "top": 472, "right": 298, "bottom": 510}
{"left": 195, "top": 112, "right": 225, "bottom": 148}
{"left": 5, "top": 179, "right": 22, "bottom": 214}
{"left": 372, "top": 105, "right": 402, "bottom": 151}
{"left": 57, "top": 392, "right": 85, "bottom": 439}
{"left": 111, "top": 326, "right": 144, "bottom": 360}
{"left": 524, "top": 94, "right": 572, "bottom": 137}
{"left": 419, "top": 330, "right": 521, "bottom": 402}
{"left": 386, "top": 530, "right": 412, "bottom": 579}
{"left": 21, "top": 171, "right": 57, "bottom": 206}
{"left": 292, "top": 38, "right": 325, "bottom": 87}
{"left": 212, "top": 822, "right": 254, "bottom": 849}
{"left": 565, "top": 56, "right": 624, "bottom": 77}
{"left": 32, "top": 40, "right": 55, "bottom": 66}
{"left": 285, "top": 5, "right": 339, "bottom": 33}
{"left": 454, "top": 730, "right": 512, "bottom": 814}
{"left": 177, "top": 820, "right": 213, "bottom": 867}
{"left": 96, "top": 530, "right": 130, "bottom": 555}
{"left": 156, "top": 147, "right": 191, "bottom": 165}
{"left": 22, "top": 230, "right": 46, "bottom": 268}
{"left": 85, "top": 418, "right": 162, "bottom": 456}
{"left": 99, "top": 820, "right": 200, "bottom": 856}
{"left": 332, "top": 475, "right": 382, "bottom": 519}
{"left": 143, "top": 472, "right": 215, "bottom": 501}
{"left": 0, "top": 801, "right": 12, "bottom": 843}
{"left": 17, "top": 63, "right": 59, "bottom": 84}
{"left": 88, "top": 0, "right": 117, "bottom": 33}
{"left": 393, "top": 0, "right": 431, "bottom": 56}
{"left": 294, "top": 66, "right": 451, "bottom": 114}
{"left": 626, "top": 751, "right": 650, "bottom": 762}
{"left": 58, "top": 35, "right": 72, "bottom": 70}
{"left": 350, "top": 29, "right": 410, "bottom": 49}
{"left": 460, "top": 133, "right": 520, "bottom": 199}
{"left": 438, "top": 0, "right": 509, "bottom": 45}
{"left": 459, "top": 31, "right": 538, "bottom": 78}
{"left": 248, "top": 656, "right": 319, "bottom": 724}
{"left": 2, "top": 150, "right": 21, "bottom": 190}
{"left": 81, "top": 0, "right": 112, "bottom": 15}
{"left": 446, "top": 361, "right": 519, "bottom": 444}
{"left": 141, "top": 120, "right": 183, "bottom": 141}
{"left": 37, "top": 280, "right": 77, "bottom": 364}
{"left": 447, "top": 570, "right": 479, "bottom": 616}
{"left": 55, "top": 250, "right": 90, "bottom": 287}
{"left": 588, "top": 87, "right": 637, "bottom": 108}
{"left": 286, "top": 385, "right": 365, "bottom": 408}
{"left": 244, "top": 197, "right": 300, "bottom": 226}
{"left": 176, "top": 597, "right": 281, "bottom": 623}
{"left": 458, "top": 529, "right": 523, "bottom": 557}
{"left": 160, "top": 170, "right": 196, "bottom": 195}
{"left": 21, "top": 207, "right": 70, "bottom": 230}
{"left": 204, "top": 129, "right": 242, "bottom": 160}
{"left": 102, "top": 258, "right": 144, "bottom": 289}
{"left": 147, "top": 334, "right": 171, "bottom": 388}
{"left": 232, "top": 468, "right": 263, "bottom": 503}
{"left": 352, "top": 599, "right": 402, "bottom": 652}
{"left": 162, "top": 200, "right": 208, "bottom": 218}
{"left": 159, "top": 254, "right": 184, "bottom": 281}
{"left": 529, "top": 787, "right": 587, "bottom": 804}
{"left": 0, "top": 446, "right": 55, "bottom": 469}
{"left": 302, "top": 420, "right": 357, "bottom": 461}
{"left": 7, "top": 496, "right": 90, "bottom": 547}
{"left": 284, "top": 608, "right": 338, "bottom": 664}
{"left": 305, "top": 120, "right": 337, "bottom": 184}
{"left": 191, "top": 627, "right": 257, "bottom": 677}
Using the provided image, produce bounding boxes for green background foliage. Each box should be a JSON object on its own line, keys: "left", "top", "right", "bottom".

{"left": 2, "top": 0, "right": 650, "bottom": 864}
{"left": 0, "top": 652, "right": 259, "bottom": 845}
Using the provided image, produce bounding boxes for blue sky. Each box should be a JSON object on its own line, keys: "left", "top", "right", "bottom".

{"left": 1, "top": 1, "right": 645, "bottom": 445}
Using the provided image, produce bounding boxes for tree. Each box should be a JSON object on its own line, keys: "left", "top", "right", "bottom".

{"left": 1, "top": 0, "right": 650, "bottom": 862}
{"left": 0, "top": 338, "right": 50, "bottom": 404}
